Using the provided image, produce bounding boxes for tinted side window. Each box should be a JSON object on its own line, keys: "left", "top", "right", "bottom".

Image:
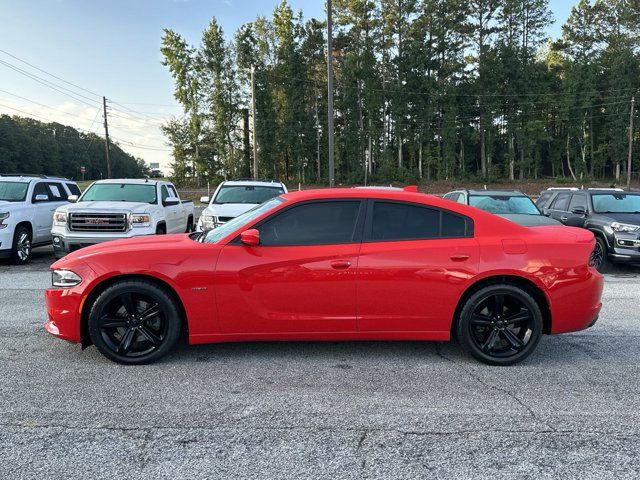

{"left": 370, "top": 202, "right": 472, "bottom": 241}
{"left": 536, "top": 191, "right": 553, "bottom": 207}
{"left": 259, "top": 201, "right": 362, "bottom": 246}
{"left": 551, "top": 193, "right": 571, "bottom": 211}
{"left": 32, "top": 182, "right": 50, "bottom": 202}
{"left": 168, "top": 185, "right": 179, "bottom": 198}
{"left": 66, "top": 183, "right": 82, "bottom": 196}
{"left": 445, "top": 193, "right": 460, "bottom": 202}
{"left": 47, "top": 182, "right": 67, "bottom": 200}
{"left": 568, "top": 194, "right": 587, "bottom": 211}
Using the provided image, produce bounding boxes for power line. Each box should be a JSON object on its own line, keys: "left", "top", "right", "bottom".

{"left": 0, "top": 58, "right": 100, "bottom": 107}
{"left": 110, "top": 135, "right": 172, "bottom": 152}
{"left": 0, "top": 88, "right": 101, "bottom": 123}
{"left": 0, "top": 49, "right": 102, "bottom": 98}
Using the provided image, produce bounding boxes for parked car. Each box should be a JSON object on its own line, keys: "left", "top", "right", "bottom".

{"left": 197, "top": 179, "right": 287, "bottom": 231}
{"left": 51, "top": 179, "right": 194, "bottom": 258}
{"left": 537, "top": 187, "right": 640, "bottom": 272}
{"left": 443, "top": 189, "right": 561, "bottom": 226}
{"left": 0, "top": 174, "right": 80, "bottom": 264}
{"left": 45, "top": 188, "right": 603, "bottom": 366}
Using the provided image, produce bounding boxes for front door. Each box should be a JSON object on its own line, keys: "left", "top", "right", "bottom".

{"left": 356, "top": 200, "right": 479, "bottom": 333}
{"left": 214, "top": 200, "right": 365, "bottom": 334}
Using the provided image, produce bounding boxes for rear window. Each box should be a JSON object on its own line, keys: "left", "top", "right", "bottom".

{"left": 469, "top": 195, "right": 540, "bottom": 215}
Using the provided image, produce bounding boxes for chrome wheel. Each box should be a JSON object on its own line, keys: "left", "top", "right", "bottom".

{"left": 17, "top": 231, "right": 31, "bottom": 261}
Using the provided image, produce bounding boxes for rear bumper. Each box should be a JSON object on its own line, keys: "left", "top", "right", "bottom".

{"left": 549, "top": 267, "right": 604, "bottom": 335}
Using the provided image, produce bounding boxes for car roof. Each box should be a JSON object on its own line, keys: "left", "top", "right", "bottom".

{"left": 221, "top": 180, "right": 286, "bottom": 187}
{"left": 464, "top": 189, "right": 526, "bottom": 196}
{"left": 0, "top": 174, "right": 72, "bottom": 182}
{"left": 93, "top": 178, "right": 159, "bottom": 185}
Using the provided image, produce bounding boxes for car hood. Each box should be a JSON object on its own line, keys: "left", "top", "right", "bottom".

{"left": 597, "top": 212, "right": 640, "bottom": 225}
{"left": 203, "top": 203, "right": 257, "bottom": 218}
{"left": 53, "top": 233, "right": 194, "bottom": 265}
{"left": 498, "top": 213, "right": 562, "bottom": 227}
{"left": 57, "top": 201, "right": 153, "bottom": 214}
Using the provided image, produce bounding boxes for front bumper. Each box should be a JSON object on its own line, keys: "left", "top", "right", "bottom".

{"left": 44, "top": 287, "right": 84, "bottom": 343}
{"left": 0, "top": 226, "right": 14, "bottom": 257}
{"left": 609, "top": 234, "right": 640, "bottom": 264}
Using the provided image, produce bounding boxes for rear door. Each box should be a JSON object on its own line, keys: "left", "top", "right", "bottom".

{"left": 546, "top": 192, "right": 572, "bottom": 223}
{"left": 356, "top": 200, "right": 479, "bottom": 333}
{"left": 215, "top": 200, "right": 365, "bottom": 334}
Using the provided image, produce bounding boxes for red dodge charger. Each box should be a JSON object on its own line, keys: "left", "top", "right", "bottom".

{"left": 45, "top": 188, "right": 603, "bottom": 366}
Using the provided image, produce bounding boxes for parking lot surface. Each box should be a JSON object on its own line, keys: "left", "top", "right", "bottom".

{"left": 1, "top": 247, "right": 639, "bottom": 479}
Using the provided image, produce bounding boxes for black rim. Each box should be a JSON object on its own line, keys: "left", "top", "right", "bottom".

{"left": 16, "top": 231, "right": 31, "bottom": 261}
{"left": 98, "top": 292, "right": 167, "bottom": 357}
{"left": 590, "top": 241, "right": 603, "bottom": 269}
{"left": 469, "top": 293, "right": 535, "bottom": 358}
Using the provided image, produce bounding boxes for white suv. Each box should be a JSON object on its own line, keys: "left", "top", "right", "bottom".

{"left": 0, "top": 174, "right": 80, "bottom": 264}
{"left": 197, "top": 180, "right": 287, "bottom": 231}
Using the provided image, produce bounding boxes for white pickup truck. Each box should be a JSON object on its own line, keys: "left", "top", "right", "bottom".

{"left": 0, "top": 174, "right": 81, "bottom": 264}
{"left": 51, "top": 179, "right": 194, "bottom": 258}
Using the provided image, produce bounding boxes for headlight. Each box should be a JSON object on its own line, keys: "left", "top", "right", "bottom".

{"left": 0, "top": 212, "right": 8, "bottom": 230}
{"left": 611, "top": 222, "right": 640, "bottom": 233}
{"left": 52, "top": 269, "right": 82, "bottom": 288}
{"left": 53, "top": 211, "right": 67, "bottom": 226}
{"left": 201, "top": 214, "right": 216, "bottom": 229}
{"left": 130, "top": 214, "right": 151, "bottom": 228}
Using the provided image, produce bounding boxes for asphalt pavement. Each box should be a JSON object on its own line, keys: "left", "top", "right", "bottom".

{"left": 1, "top": 247, "right": 639, "bottom": 479}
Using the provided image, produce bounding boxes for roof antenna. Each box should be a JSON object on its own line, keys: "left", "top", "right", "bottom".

{"left": 484, "top": 184, "right": 487, "bottom": 190}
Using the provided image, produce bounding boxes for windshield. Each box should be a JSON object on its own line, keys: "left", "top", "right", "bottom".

{"left": 203, "top": 197, "right": 284, "bottom": 244}
{"left": 469, "top": 195, "right": 540, "bottom": 215}
{"left": 592, "top": 193, "right": 640, "bottom": 214}
{"left": 0, "top": 181, "right": 29, "bottom": 202}
{"left": 213, "top": 185, "right": 284, "bottom": 204}
{"left": 81, "top": 183, "right": 157, "bottom": 203}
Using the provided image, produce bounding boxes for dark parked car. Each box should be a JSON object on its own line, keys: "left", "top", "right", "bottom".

{"left": 443, "top": 189, "right": 561, "bottom": 227}
{"left": 537, "top": 188, "right": 640, "bottom": 272}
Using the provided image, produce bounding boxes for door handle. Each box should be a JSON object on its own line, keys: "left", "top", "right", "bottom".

{"left": 450, "top": 254, "right": 470, "bottom": 262}
{"left": 330, "top": 260, "right": 352, "bottom": 270}
{"left": 560, "top": 216, "right": 568, "bottom": 223}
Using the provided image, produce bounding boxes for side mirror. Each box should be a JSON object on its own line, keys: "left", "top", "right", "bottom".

{"left": 200, "top": 196, "right": 210, "bottom": 204}
{"left": 68, "top": 195, "right": 78, "bottom": 203}
{"left": 34, "top": 194, "right": 49, "bottom": 202}
{"left": 240, "top": 229, "right": 260, "bottom": 246}
{"left": 163, "top": 198, "right": 180, "bottom": 207}
{"left": 571, "top": 206, "right": 586, "bottom": 215}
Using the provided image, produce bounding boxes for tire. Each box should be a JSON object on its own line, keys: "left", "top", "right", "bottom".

{"left": 10, "top": 225, "right": 32, "bottom": 265}
{"left": 590, "top": 236, "right": 611, "bottom": 273}
{"left": 457, "top": 284, "right": 543, "bottom": 366}
{"left": 87, "top": 280, "right": 182, "bottom": 365}
{"left": 156, "top": 224, "right": 166, "bottom": 235}
{"left": 185, "top": 217, "right": 193, "bottom": 233}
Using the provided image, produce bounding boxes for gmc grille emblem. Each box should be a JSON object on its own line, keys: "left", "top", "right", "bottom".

{"left": 86, "top": 218, "right": 107, "bottom": 225}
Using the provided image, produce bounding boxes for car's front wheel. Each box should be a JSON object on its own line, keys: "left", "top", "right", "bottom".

{"left": 87, "top": 280, "right": 182, "bottom": 365}
{"left": 11, "top": 225, "right": 32, "bottom": 265}
{"left": 457, "top": 284, "right": 543, "bottom": 366}
{"left": 589, "top": 236, "right": 611, "bottom": 273}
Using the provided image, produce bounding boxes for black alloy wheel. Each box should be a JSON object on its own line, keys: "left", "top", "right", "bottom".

{"left": 88, "top": 280, "right": 181, "bottom": 364}
{"left": 589, "top": 237, "right": 610, "bottom": 273}
{"left": 457, "top": 285, "right": 543, "bottom": 366}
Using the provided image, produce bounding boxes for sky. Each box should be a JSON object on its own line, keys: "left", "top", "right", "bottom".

{"left": 0, "top": 0, "right": 574, "bottom": 171}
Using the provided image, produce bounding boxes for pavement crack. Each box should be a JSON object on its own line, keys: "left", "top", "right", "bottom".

{"left": 435, "top": 343, "right": 557, "bottom": 433}
{"left": 356, "top": 430, "right": 368, "bottom": 475}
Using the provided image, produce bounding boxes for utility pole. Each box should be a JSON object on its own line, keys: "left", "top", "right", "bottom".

{"left": 627, "top": 96, "right": 635, "bottom": 191}
{"left": 327, "top": 0, "right": 335, "bottom": 187}
{"left": 250, "top": 65, "right": 258, "bottom": 179}
{"left": 102, "top": 96, "right": 111, "bottom": 179}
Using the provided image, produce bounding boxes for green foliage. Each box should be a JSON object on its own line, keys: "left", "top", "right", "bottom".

{"left": 0, "top": 115, "right": 147, "bottom": 179}
{"left": 160, "top": 0, "right": 640, "bottom": 185}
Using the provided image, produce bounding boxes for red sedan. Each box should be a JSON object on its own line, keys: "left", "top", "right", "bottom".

{"left": 45, "top": 188, "right": 603, "bottom": 366}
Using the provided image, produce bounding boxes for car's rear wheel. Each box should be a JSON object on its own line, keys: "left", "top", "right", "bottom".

{"left": 457, "top": 285, "right": 543, "bottom": 366}
{"left": 87, "top": 280, "right": 182, "bottom": 365}
{"left": 11, "top": 225, "right": 32, "bottom": 265}
{"left": 589, "top": 236, "right": 611, "bottom": 273}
